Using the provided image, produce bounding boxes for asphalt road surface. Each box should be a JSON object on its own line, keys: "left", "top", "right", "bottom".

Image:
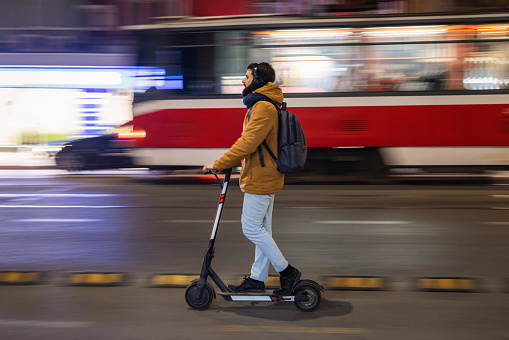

{"left": 0, "top": 170, "right": 508, "bottom": 339}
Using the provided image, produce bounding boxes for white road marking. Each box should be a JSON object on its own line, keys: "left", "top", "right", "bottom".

{"left": 0, "top": 194, "right": 128, "bottom": 197}
{"left": 161, "top": 220, "right": 240, "bottom": 223}
{"left": 285, "top": 206, "right": 335, "bottom": 209}
{"left": 12, "top": 219, "right": 103, "bottom": 222}
{"left": 315, "top": 221, "right": 412, "bottom": 225}
{"left": 0, "top": 319, "right": 92, "bottom": 328}
{"left": 0, "top": 205, "right": 131, "bottom": 208}
{"left": 0, "top": 193, "right": 132, "bottom": 208}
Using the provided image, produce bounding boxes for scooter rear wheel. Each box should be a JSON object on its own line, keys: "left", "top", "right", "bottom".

{"left": 185, "top": 282, "right": 214, "bottom": 310}
{"left": 294, "top": 284, "right": 321, "bottom": 312}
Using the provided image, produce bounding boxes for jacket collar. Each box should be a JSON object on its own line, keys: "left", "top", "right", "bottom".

{"left": 243, "top": 92, "right": 269, "bottom": 108}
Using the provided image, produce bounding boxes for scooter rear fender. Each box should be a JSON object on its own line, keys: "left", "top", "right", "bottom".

{"left": 295, "top": 279, "right": 324, "bottom": 292}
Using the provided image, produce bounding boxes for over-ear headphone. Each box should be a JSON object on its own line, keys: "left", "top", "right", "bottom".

{"left": 252, "top": 63, "right": 265, "bottom": 89}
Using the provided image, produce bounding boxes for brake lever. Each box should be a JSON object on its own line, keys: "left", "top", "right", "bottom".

{"left": 204, "top": 169, "right": 222, "bottom": 189}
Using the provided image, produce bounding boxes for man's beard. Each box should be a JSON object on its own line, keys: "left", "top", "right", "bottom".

{"left": 242, "top": 83, "right": 254, "bottom": 97}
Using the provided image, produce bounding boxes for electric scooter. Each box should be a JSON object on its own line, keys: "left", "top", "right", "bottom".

{"left": 185, "top": 168, "right": 323, "bottom": 312}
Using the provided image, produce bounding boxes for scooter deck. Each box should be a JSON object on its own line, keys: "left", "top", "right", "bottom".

{"left": 217, "top": 290, "right": 295, "bottom": 302}
{"left": 218, "top": 290, "right": 279, "bottom": 296}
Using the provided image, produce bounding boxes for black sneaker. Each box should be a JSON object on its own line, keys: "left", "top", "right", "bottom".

{"left": 273, "top": 267, "right": 301, "bottom": 295}
{"left": 228, "top": 276, "right": 265, "bottom": 292}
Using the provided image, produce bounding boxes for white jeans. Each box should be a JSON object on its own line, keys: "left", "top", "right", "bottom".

{"left": 241, "top": 193, "right": 289, "bottom": 282}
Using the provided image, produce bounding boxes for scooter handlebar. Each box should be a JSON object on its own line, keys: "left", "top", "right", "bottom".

{"left": 204, "top": 168, "right": 232, "bottom": 175}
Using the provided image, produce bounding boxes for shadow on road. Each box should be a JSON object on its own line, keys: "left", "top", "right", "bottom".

{"left": 213, "top": 298, "right": 353, "bottom": 321}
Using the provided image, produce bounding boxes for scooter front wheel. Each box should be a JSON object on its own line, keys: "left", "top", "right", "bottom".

{"left": 294, "top": 283, "right": 321, "bottom": 312}
{"left": 185, "top": 282, "right": 214, "bottom": 310}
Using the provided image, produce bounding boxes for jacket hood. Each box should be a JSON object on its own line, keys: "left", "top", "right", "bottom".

{"left": 254, "top": 82, "right": 283, "bottom": 105}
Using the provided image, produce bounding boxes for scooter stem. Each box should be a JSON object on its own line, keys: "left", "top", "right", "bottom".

{"left": 196, "top": 168, "right": 232, "bottom": 298}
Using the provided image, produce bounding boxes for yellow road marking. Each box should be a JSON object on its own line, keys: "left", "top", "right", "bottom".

{"left": 265, "top": 276, "right": 280, "bottom": 287}
{"left": 417, "top": 278, "right": 476, "bottom": 291}
{"left": 68, "top": 273, "right": 124, "bottom": 284}
{"left": 328, "top": 276, "right": 383, "bottom": 289}
{"left": 0, "top": 272, "right": 40, "bottom": 283}
{"left": 152, "top": 274, "right": 198, "bottom": 286}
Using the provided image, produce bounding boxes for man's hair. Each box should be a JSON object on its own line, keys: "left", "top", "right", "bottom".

{"left": 247, "top": 62, "right": 276, "bottom": 86}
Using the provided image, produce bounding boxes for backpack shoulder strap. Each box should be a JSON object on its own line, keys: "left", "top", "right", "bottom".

{"left": 250, "top": 99, "right": 283, "bottom": 166}
{"left": 259, "top": 99, "right": 281, "bottom": 163}
{"left": 263, "top": 99, "right": 281, "bottom": 113}
{"left": 248, "top": 106, "right": 269, "bottom": 166}
{"left": 261, "top": 140, "right": 277, "bottom": 161}
{"left": 247, "top": 107, "right": 253, "bottom": 121}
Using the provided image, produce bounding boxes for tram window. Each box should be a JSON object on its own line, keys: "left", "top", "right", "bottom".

{"left": 215, "top": 31, "right": 250, "bottom": 94}
{"left": 244, "top": 41, "right": 509, "bottom": 93}
{"left": 216, "top": 40, "right": 509, "bottom": 94}
{"left": 238, "top": 43, "right": 455, "bottom": 93}
{"left": 463, "top": 42, "right": 509, "bottom": 90}
{"left": 135, "top": 24, "right": 509, "bottom": 95}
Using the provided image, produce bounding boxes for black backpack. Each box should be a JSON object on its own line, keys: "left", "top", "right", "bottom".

{"left": 251, "top": 100, "right": 307, "bottom": 173}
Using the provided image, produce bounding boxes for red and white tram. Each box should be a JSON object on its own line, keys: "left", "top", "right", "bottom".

{"left": 121, "top": 13, "right": 509, "bottom": 175}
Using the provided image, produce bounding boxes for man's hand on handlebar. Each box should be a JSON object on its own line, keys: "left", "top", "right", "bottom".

{"left": 202, "top": 164, "right": 215, "bottom": 173}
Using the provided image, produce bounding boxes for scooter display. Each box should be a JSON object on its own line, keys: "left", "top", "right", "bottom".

{"left": 185, "top": 168, "right": 323, "bottom": 312}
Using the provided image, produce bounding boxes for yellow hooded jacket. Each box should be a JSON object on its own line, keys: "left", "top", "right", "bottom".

{"left": 213, "top": 82, "right": 284, "bottom": 194}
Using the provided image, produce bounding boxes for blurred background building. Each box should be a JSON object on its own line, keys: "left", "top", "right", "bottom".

{"left": 1, "top": 0, "right": 509, "bottom": 146}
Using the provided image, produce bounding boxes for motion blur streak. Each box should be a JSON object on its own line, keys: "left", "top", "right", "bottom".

{"left": 0, "top": 319, "right": 92, "bottom": 328}
{"left": 315, "top": 220, "right": 411, "bottom": 224}
{"left": 0, "top": 194, "right": 129, "bottom": 197}
{"left": 12, "top": 219, "right": 103, "bottom": 222}
{"left": 0, "top": 205, "right": 132, "bottom": 208}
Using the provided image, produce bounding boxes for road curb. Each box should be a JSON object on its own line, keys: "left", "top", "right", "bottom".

{"left": 149, "top": 273, "right": 199, "bottom": 288}
{"left": 0, "top": 271, "right": 47, "bottom": 285}
{"left": 65, "top": 272, "right": 130, "bottom": 287}
{"left": 326, "top": 275, "right": 387, "bottom": 291}
{"left": 0, "top": 271, "right": 506, "bottom": 293}
{"left": 414, "top": 277, "right": 479, "bottom": 293}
